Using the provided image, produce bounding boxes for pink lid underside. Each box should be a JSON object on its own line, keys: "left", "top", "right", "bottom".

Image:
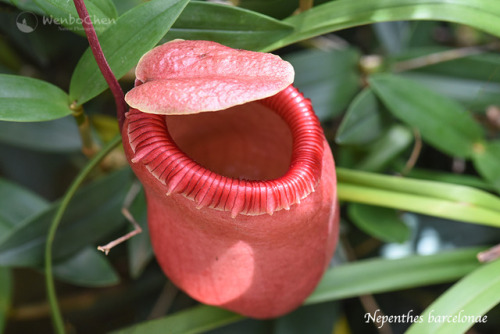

{"left": 125, "top": 77, "right": 290, "bottom": 114}
{"left": 125, "top": 40, "right": 294, "bottom": 115}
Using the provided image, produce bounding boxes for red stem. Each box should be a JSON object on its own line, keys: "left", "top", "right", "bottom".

{"left": 73, "top": 0, "right": 126, "bottom": 130}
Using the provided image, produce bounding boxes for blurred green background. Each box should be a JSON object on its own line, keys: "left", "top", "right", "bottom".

{"left": 2, "top": 0, "right": 500, "bottom": 333}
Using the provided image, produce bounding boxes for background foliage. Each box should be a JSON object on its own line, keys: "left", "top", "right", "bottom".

{"left": 1, "top": 0, "right": 500, "bottom": 333}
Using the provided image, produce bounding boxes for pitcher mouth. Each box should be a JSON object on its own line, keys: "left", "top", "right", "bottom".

{"left": 125, "top": 85, "right": 324, "bottom": 217}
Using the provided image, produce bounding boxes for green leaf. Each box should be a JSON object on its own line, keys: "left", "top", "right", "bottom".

{"left": 53, "top": 246, "right": 119, "bottom": 287}
{"left": 0, "top": 0, "right": 45, "bottom": 14}
{"left": 306, "top": 247, "right": 483, "bottom": 305}
{"left": 369, "top": 73, "right": 484, "bottom": 158}
{"left": 284, "top": 48, "right": 361, "bottom": 120}
{"left": 405, "top": 167, "right": 493, "bottom": 191}
{"left": 0, "top": 267, "right": 12, "bottom": 334}
{"left": 274, "top": 302, "right": 340, "bottom": 334}
{"left": 0, "top": 74, "right": 72, "bottom": 122}
{"left": 69, "top": 0, "right": 190, "bottom": 105}
{"left": 236, "top": 0, "right": 299, "bottom": 19}
{"left": 355, "top": 124, "right": 413, "bottom": 172}
{"left": 337, "top": 168, "right": 500, "bottom": 228}
{"left": 406, "top": 259, "right": 500, "bottom": 334}
{"left": 373, "top": 21, "right": 410, "bottom": 54}
{"left": 165, "top": 1, "right": 294, "bottom": 51}
{"left": 264, "top": 0, "right": 500, "bottom": 51}
{"left": 127, "top": 187, "right": 153, "bottom": 279}
{"left": 111, "top": 304, "right": 244, "bottom": 334}
{"left": 338, "top": 168, "right": 500, "bottom": 213}
{"left": 401, "top": 72, "right": 500, "bottom": 112}
{"left": 112, "top": 0, "right": 144, "bottom": 15}
{"left": 348, "top": 203, "right": 410, "bottom": 243}
{"left": 407, "top": 22, "right": 440, "bottom": 48}
{"left": 34, "top": 0, "right": 117, "bottom": 34}
{"left": 90, "top": 0, "right": 117, "bottom": 20}
{"left": 336, "top": 88, "right": 391, "bottom": 145}
{"left": 0, "top": 116, "right": 81, "bottom": 152}
{"left": 0, "top": 168, "right": 132, "bottom": 267}
{"left": 394, "top": 47, "right": 500, "bottom": 84}
{"left": 472, "top": 140, "right": 500, "bottom": 193}
{"left": 0, "top": 178, "right": 48, "bottom": 236}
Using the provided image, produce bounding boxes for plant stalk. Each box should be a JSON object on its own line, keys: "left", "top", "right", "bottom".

{"left": 45, "top": 135, "right": 122, "bottom": 334}
{"left": 73, "top": 0, "right": 127, "bottom": 130}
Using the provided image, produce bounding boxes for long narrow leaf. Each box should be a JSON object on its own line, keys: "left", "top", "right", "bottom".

{"left": 307, "top": 247, "right": 483, "bottom": 305}
{"left": 405, "top": 167, "right": 493, "bottom": 191}
{"left": 112, "top": 305, "right": 244, "bottom": 334}
{"left": 339, "top": 183, "right": 500, "bottom": 228}
{"left": 406, "top": 259, "right": 500, "bottom": 334}
{"left": 264, "top": 0, "right": 500, "bottom": 51}
{"left": 338, "top": 168, "right": 500, "bottom": 215}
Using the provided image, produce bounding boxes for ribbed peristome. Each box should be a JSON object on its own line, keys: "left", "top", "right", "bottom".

{"left": 126, "top": 85, "right": 324, "bottom": 217}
